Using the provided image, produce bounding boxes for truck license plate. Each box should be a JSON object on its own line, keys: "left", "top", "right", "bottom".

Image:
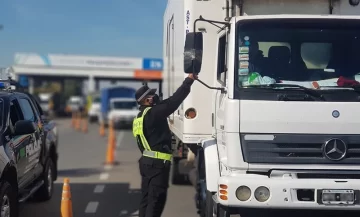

{"left": 321, "top": 189, "right": 354, "bottom": 205}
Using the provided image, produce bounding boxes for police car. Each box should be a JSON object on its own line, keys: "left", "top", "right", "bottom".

{"left": 0, "top": 81, "right": 59, "bottom": 217}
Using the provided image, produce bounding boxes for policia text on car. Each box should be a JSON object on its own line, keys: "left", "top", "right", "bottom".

{"left": 132, "top": 73, "right": 198, "bottom": 217}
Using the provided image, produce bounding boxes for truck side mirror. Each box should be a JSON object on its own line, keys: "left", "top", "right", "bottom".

{"left": 183, "top": 32, "right": 203, "bottom": 74}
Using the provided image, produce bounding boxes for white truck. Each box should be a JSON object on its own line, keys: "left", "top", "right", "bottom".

{"left": 38, "top": 93, "right": 53, "bottom": 115}
{"left": 164, "top": 0, "right": 360, "bottom": 216}
{"left": 87, "top": 93, "right": 101, "bottom": 123}
{"left": 107, "top": 98, "right": 138, "bottom": 128}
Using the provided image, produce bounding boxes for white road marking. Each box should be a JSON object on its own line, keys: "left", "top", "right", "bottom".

{"left": 116, "top": 131, "right": 125, "bottom": 148}
{"left": 120, "top": 210, "right": 128, "bottom": 215}
{"left": 84, "top": 201, "right": 99, "bottom": 213}
{"left": 99, "top": 173, "right": 109, "bottom": 180}
{"left": 128, "top": 210, "right": 139, "bottom": 216}
{"left": 104, "top": 164, "right": 113, "bottom": 170}
{"left": 132, "top": 210, "right": 139, "bottom": 214}
{"left": 93, "top": 185, "right": 105, "bottom": 193}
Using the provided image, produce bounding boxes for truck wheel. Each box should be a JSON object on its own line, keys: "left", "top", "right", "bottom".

{"left": 33, "top": 159, "right": 54, "bottom": 201}
{"left": 216, "top": 204, "right": 230, "bottom": 217}
{"left": 0, "top": 181, "right": 18, "bottom": 217}
{"left": 201, "top": 190, "right": 214, "bottom": 217}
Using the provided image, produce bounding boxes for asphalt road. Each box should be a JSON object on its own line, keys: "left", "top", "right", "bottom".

{"left": 19, "top": 118, "right": 198, "bottom": 217}
{"left": 17, "top": 118, "right": 359, "bottom": 217}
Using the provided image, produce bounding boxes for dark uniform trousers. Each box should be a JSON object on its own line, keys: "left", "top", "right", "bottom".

{"left": 139, "top": 156, "right": 171, "bottom": 217}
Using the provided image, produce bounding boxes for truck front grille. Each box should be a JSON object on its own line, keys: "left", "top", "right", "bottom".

{"left": 240, "top": 134, "right": 360, "bottom": 164}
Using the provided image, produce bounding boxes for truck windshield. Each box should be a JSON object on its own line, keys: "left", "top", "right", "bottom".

{"left": 93, "top": 96, "right": 100, "bottom": 103}
{"left": 236, "top": 18, "right": 360, "bottom": 89}
{"left": 112, "top": 101, "right": 137, "bottom": 109}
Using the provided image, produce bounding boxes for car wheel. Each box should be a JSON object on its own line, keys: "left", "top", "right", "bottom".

{"left": 33, "top": 159, "right": 54, "bottom": 201}
{"left": 0, "top": 181, "right": 18, "bottom": 217}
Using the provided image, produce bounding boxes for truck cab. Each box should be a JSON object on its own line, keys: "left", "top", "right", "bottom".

{"left": 166, "top": 0, "right": 360, "bottom": 216}
{"left": 99, "top": 86, "right": 136, "bottom": 126}
{"left": 107, "top": 97, "right": 138, "bottom": 128}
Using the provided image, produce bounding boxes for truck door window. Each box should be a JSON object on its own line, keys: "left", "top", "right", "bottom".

{"left": 18, "top": 98, "right": 37, "bottom": 122}
{"left": 217, "top": 34, "right": 227, "bottom": 85}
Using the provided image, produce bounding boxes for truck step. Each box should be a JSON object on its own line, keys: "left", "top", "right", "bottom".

{"left": 19, "top": 180, "right": 44, "bottom": 203}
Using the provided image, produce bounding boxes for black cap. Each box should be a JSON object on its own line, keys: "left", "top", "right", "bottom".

{"left": 135, "top": 85, "right": 157, "bottom": 102}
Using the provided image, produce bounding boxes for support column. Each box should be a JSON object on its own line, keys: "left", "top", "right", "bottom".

{"left": 28, "top": 77, "right": 34, "bottom": 94}
{"left": 59, "top": 79, "right": 65, "bottom": 92}
{"left": 95, "top": 79, "right": 100, "bottom": 91}
{"left": 88, "top": 75, "right": 95, "bottom": 93}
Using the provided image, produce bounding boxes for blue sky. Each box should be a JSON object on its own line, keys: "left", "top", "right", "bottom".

{"left": 0, "top": 0, "right": 166, "bottom": 67}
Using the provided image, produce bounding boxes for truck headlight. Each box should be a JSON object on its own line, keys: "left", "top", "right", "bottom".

{"left": 235, "top": 186, "right": 251, "bottom": 201}
{"left": 254, "top": 186, "right": 270, "bottom": 202}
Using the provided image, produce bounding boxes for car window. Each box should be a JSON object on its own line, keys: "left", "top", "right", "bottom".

{"left": 0, "top": 100, "right": 4, "bottom": 130}
{"left": 9, "top": 99, "right": 24, "bottom": 128}
{"left": 18, "top": 98, "right": 37, "bottom": 122}
{"left": 26, "top": 94, "right": 44, "bottom": 116}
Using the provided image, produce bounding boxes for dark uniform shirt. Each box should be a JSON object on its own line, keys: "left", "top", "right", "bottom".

{"left": 137, "top": 77, "right": 194, "bottom": 164}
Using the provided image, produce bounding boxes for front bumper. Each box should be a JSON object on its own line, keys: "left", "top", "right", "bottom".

{"left": 218, "top": 173, "right": 360, "bottom": 210}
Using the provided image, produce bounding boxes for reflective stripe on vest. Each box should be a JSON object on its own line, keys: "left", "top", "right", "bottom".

{"left": 132, "top": 107, "right": 172, "bottom": 161}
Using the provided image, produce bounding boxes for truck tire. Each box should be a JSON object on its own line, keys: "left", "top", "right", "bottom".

{"left": 216, "top": 204, "right": 230, "bottom": 217}
{"left": 201, "top": 190, "right": 214, "bottom": 217}
{"left": 33, "top": 159, "right": 54, "bottom": 201}
{"left": 0, "top": 181, "right": 18, "bottom": 217}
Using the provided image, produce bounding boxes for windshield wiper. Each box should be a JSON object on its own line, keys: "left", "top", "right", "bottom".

{"left": 244, "top": 84, "right": 326, "bottom": 101}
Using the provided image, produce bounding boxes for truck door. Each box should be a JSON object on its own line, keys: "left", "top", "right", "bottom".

{"left": 214, "top": 32, "right": 227, "bottom": 146}
{"left": 167, "top": 15, "right": 175, "bottom": 122}
{"left": 18, "top": 97, "right": 43, "bottom": 177}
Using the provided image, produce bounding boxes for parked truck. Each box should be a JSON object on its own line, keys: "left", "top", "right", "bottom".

{"left": 99, "top": 86, "right": 136, "bottom": 126}
{"left": 86, "top": 92, "right": 101, "bottom": 123}
{"left": 164, "top": 0, "right": 360, "bottom": 216}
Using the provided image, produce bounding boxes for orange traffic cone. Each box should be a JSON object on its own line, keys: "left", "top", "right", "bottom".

{"left": 71, "top": 112, "right": 76, "bottom": 128}
{"left": 99, "top": 121, "right": 105, "bottom": 137}
{"left": 75, "top": 112, "right": 81, "bottom": 131}
{"left": 61, "top": 178, "right": 73, "bottom": 217}
{"left": 110, "top": 120, "right": 116, "bottom": 148}
{"left": 81, "top": 114, "right": 88, "bottom": 133}
{"left": 105, "top": 120, "right": 116, "bottom": 165}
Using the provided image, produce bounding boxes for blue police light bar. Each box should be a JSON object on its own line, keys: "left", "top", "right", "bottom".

{"left": 0, "top": 81, "right": 11, "bottom": 89}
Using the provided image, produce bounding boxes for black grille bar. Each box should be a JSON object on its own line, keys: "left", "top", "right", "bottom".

{"left": 240, "top": 134, "right": 360, "bottom": 164}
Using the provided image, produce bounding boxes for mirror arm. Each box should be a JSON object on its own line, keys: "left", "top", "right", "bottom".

{"left": 194, "top": 16, "right": 230, "bottom": 32}
{"left": 195, "top": 78, "right": 226, "bottom": 93}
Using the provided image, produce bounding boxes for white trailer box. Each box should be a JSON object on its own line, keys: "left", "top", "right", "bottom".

{"left": 163, "top": 0, "right": 224, "bottom": 145}
{"left": 165, "top": 0, "right": 360, "bottom": 216}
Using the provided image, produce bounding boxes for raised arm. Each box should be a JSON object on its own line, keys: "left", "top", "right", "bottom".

{"left": 150, "top": 74, "right": 197, "bottom": 120}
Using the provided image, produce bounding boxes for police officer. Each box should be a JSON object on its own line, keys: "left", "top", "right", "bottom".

{"left": 133, "top": 73, "right": 198, "bottom": 217}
